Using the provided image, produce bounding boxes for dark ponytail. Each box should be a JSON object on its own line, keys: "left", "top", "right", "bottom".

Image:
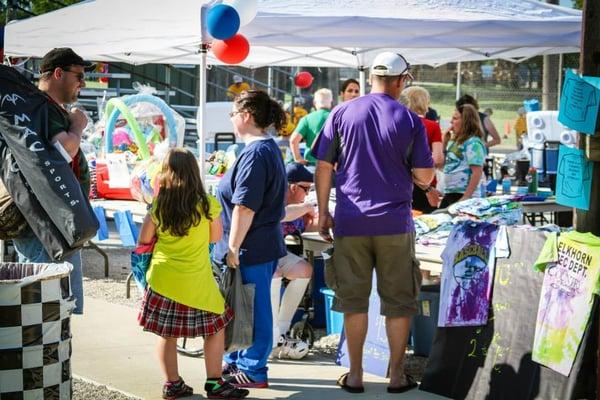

{"left": 235, "top": 90, "right": 286, "bottom": 131}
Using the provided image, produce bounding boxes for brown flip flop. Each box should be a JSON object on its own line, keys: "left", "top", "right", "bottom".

{"left": 336, "top": 372, "right": 365, "bottom": 394}
{"left": 387, "top": 374, "right": 418, "bottom": 393}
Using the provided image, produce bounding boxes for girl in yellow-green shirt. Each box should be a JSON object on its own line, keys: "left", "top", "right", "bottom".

{"left": 137, "top": 148, "right": 248, "bottom": 400}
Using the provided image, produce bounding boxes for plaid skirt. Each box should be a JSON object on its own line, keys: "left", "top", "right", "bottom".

{"left": 138, "top": 288, "right": 233, "bottom": 338}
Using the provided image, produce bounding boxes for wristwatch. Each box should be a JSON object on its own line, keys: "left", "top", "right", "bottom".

{"left": 424, "top": 186, "right": 434, "bottom": 193}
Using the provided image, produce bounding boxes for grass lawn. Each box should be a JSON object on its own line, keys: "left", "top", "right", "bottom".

{"left": 420, "top": 81, "right": 540, "bottom": 151}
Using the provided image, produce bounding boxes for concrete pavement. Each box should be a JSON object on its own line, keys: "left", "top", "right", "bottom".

{"left": 71, "top": 297, "right": 449, "bottom": 400}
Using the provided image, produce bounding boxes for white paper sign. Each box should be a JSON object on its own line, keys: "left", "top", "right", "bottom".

{"left": 106, "top": 153, "right": 131, "bottom": 188}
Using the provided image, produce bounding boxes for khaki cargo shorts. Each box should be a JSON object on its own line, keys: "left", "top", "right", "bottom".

{"left": 324, "top": 233, "right": 421, "bottom": 317}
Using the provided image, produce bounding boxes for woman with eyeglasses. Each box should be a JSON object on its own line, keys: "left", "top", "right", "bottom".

{"left": 340, "top": 78, "right": 360, "bottom": 102}
{"left": 213, "top": 90, "right": 288, "bottom": 389}
{"left": 440, "top": 104, "right": 486, "bottom": 209}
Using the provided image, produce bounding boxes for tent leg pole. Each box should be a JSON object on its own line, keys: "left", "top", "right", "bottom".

{"left": 198, "top": 44, "right": 208, "bottom": 180}
{"left": 557, "top": 53, "right": 563, "bottom": 107}
{"left": 359, "top": 67, "right": 366, "bottom": 96}
{"left": 268, "top": 67, "right": 274, "bottom": 97}
{"left": 456, "top": 61, "right": 462, "bottom": 101}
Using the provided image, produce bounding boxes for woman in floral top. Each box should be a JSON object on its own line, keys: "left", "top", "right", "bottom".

{"left": 440, "top": 104, "right": 486, "bottom": 208}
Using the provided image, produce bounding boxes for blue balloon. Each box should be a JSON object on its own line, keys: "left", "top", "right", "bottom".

{"left": 206, "top": 4, "right": 240, "bottom": 40}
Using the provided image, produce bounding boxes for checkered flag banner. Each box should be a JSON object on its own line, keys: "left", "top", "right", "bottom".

{"left": 0, "top": 262, "right": 75, "bottom": 399}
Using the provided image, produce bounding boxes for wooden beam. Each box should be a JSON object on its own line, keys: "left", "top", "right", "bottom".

{"left": 575, "top": 0, "right": 600, "bottom": 235}
{"left": 575, "top": 1, "right": 600, "bottom": 398}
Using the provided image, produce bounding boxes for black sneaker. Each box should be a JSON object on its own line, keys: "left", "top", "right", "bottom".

{"left": 162, "top": 377, "right": 193, "bottom": 399}
{"left": 205, "top": 379, "right": 249, "bottom": 399}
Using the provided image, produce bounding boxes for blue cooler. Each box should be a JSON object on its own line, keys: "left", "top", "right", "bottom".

{"left": 411, "top": 285, "right": 440, "bottom": 357}
{"left": 320, "top": 288, "right": 344, "bottom": 335}
{"left": 523, "top": 99, "right": 540, "bottom": 113}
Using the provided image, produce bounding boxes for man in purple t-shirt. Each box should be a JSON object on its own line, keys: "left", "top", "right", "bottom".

{"left": 312, "top": 52, "right": 434, "bottom": 394}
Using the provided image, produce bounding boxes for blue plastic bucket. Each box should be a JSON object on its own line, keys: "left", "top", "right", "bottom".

{"left": 320, "top": 288, "right": 344, "bottom": 335}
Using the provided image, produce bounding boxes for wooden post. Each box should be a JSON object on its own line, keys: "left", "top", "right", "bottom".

{"left": 575, "top": 1, "right": 600, "bottom": 234}
{"left": 575, "top": 1, "right": 600, "bottom": 397}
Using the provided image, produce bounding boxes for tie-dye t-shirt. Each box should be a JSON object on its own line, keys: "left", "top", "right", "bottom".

{"left": 438, "top": 221, "right": 499, "bottom": 327}
{"left": 443, "top": 136, "right": 485, "bottom": 194}
{"left": 532, "top": 231, "right": 600, "bottom": 376}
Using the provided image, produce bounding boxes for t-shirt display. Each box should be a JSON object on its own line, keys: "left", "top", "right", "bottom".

{"left": 532, "top": 231, "right": 600, "bottom": 376}
{"left": 439, "top": 221, "right": 499, "bottom": 327}
{"left": 443, "top": 136, "right": 485, "bottom": 194}
{"left": 312, "top": 92, "right": 433, "bottom": 237}
{"left": 421, "top": 227, "right": 594, "bottom": 400}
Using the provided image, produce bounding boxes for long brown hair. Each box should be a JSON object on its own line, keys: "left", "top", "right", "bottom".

{"left": 454, "top": 104, "right": 484, "bottom": 144}
{"left": 154, "top": 148, "right": 211, "bottom": 236}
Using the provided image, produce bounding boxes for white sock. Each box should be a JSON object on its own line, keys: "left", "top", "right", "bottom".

{"left": 270, "top": 277, "right": 283, "bottom": 345}
{"left": 278, "top": 278, "right": 310, "bottom": 336}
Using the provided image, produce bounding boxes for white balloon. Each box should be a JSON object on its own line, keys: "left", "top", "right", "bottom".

{"left": 223, "top": 0, "right": 258, "bottom": 26}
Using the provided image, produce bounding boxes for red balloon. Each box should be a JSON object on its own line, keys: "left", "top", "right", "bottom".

{"left": 212, "top": 34, "right": 250, "bottom": 64}
{"left": 294, "top": 71, "right": 313, "bottom": 89}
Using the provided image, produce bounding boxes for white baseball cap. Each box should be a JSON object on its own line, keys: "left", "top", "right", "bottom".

{"left": 370, "top": 52, "right": 413, "bottom": 79}
{"left": 233, "top": 74, "right": 243, "bottom": 83}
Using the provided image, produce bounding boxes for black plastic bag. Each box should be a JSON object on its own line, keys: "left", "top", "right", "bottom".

{"left": 220, "top": 266, "right": 255, "bottom": 353}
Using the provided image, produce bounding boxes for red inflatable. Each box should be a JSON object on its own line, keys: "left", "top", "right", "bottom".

{"left": 95, "top": 161, "right": 134, "bottom": 200}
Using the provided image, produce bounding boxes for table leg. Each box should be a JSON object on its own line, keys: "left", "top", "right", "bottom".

{"left": 125, "top": 272, "right": 133, "bottom": 299}
{"left": 85, "top": 241, "right": 110, "bottom": 277}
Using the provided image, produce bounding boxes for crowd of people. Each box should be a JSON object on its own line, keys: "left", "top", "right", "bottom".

{"left": 12, "top": 47, "right": 517, "bottom": 399}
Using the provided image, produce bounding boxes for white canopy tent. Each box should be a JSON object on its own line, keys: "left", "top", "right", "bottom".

{"left": 4, "top": 0, "right": 582, "bottom": 67}
{"left": 4, "top": 0, "right": 582, "bottom": 165}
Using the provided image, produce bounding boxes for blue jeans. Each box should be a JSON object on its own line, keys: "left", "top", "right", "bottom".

{"left": 12, "top": 234, "right": 84, "bottom": 314}
{"left": 224, "top": 260, "right": 278, "bottom": 382}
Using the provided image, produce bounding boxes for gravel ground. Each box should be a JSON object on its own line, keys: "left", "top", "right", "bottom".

{"left": 73, "top": 377, "right": 140, "bottom": 400}
{"left": 82, "top": 246, "right": 142, "bottom": 307}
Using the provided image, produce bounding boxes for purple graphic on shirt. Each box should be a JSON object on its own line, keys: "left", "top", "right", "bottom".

{"left": 439, "top": 221, "right": 499, "bottom": 327}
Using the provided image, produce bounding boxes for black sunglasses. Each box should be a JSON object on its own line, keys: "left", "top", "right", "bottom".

{"left": 297, "top": 184, "right": 311, "bottom": 194}
{"left": 63, "top": 68, "right": 86, "bottom": 82}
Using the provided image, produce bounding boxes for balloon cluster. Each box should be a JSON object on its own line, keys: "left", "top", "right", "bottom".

{"left": 207, "top": 0, "right": 257, "bottom": 64}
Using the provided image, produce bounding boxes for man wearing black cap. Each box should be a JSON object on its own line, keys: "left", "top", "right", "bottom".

{"left": 11, "top": 48, "right": 94, "bottom": 315}
{"left": 270, "top": 162, "right": 317, "bottom": 360}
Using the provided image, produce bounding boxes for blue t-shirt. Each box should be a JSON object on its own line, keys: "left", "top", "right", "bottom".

{"left": 312, "top": 93, "right": 433, "bottom": 237}
{"left": 214, "top": 138, "right": 287, "bottom": 266}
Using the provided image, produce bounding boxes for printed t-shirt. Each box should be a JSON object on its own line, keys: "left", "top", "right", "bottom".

{"left": 312, "top": 93, "right": 434, "bottom": 237}
{"left": 295, "top": 108, "right": 330, "bottom": 165}
{"left": 532, "top": 231, "right": 600, "bottom": 376}
{"left": 439, "top": 221, "right": 499, "bottom": 327}
{"left": 443, "top": 136, "right": 485, "bottom": 194}
{"left": 214, "top": 138, "right": 287, "bottom": 265}
{"left": 146, "top": 195, "right": 224, "bottom": 314}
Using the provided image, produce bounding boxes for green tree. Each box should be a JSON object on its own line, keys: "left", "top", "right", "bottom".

{"left": 2, "top": 0, "right": 78, "bottom": 25}
{"left": 572, "top": 0, "right": 583, "bottom": 9}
